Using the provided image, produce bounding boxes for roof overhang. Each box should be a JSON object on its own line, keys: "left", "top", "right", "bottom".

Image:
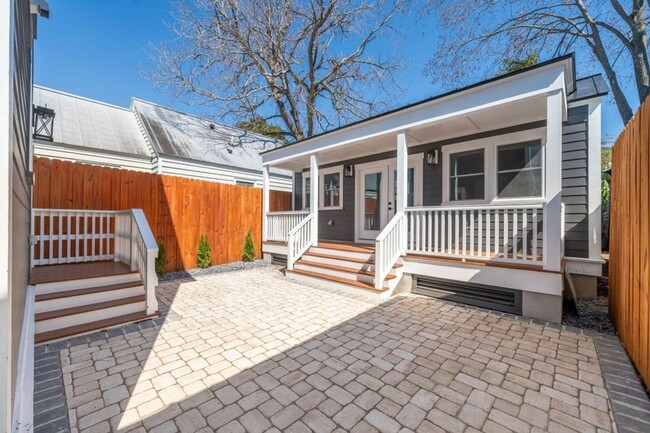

{"left": 263, "top": 54, "right": 575, "bottom": 170}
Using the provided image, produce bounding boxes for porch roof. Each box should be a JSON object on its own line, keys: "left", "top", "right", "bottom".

{"left": 262, "top": 54, "right": 577, "bottom": 172}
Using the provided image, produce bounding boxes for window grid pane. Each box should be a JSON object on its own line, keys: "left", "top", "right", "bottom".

{"left": 450, "top": 150, "right": 485, "bottom": 201}
{"left": 497, "top": 141, "right": 542, "bottom": 198}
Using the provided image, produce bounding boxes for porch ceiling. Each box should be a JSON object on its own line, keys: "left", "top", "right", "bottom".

{"left": 273, "top": 94, "right": 547, "bottom": 171}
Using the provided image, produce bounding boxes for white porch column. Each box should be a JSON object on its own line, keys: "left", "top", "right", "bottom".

{"left": 396, "top": 131, "right": 408, "bottom": 213}
{"left": 310, "top": 154, "right": 319, "bottom": 246}
{"left": 262, "top": 165, "right": 270, "bottom": 242}
{"left": 543, "top": 90, "right": 563, "bottom": 272}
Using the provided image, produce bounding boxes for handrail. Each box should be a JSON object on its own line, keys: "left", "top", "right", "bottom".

{"left": 267, "top": 210, "right": 310, "bottom": 215}
{"left": 374, "top": 211, "right": 406, "bottom": 290}
{"left": 287, "top": 213, "right": 314, "bottom": 270}
{"left": 406, "top": 204, "right": 543, "bottom": 211}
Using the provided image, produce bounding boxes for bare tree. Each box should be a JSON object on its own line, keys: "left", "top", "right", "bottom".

{"left": 148, "top": 0, "right": 405, "bottom": 141}
{"left": 425, "top": 0, "right": 649, "bottom": 124}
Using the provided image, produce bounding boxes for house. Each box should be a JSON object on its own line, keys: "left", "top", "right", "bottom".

{"left": 0, "top": 0, "right": 48, "bottom": 431}
{"left": 261, "top": 53, "right": 607, "bottom": 323}
{"left": 32, "top": 85, "right": 292, "bottom": 191}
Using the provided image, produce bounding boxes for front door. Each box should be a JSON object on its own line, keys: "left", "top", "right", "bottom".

{"left": 356, "top": 155, "right": 423, "bottom": 242}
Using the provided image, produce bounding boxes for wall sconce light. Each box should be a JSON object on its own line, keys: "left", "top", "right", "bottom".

{"left": 344, "top": 165, "right": 354, "bottom": 177}
{"left": 426, "top": 150, "right": 438, "bottom": 166}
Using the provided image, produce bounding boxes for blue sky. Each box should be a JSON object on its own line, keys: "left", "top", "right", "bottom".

{"left": 35, "top": 0, "right": 626, "bottom": 143}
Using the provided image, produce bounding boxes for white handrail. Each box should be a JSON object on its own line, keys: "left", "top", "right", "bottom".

{"left": 404, "top": 204, "right": 545, "bottom": 264}
{"left": 287, "top": 213, "right": 314, "bottom": 270}
{"left": 266, "top": 211, "right": 310, "bottom": 242}
{"left": 375, "top": 211, "right": 407, "bottom": 290}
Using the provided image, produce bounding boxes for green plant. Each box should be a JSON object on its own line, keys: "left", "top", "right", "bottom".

{"left": 155, "top": 240, "right": 167, "bottom": 277}
{"left": 196, "top": 235, "right": 212, "bottom": 269}
{"left": 242, "top": 230, "right": 256, "bottom": 262}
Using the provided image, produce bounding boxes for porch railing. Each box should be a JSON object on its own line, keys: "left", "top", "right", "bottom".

{"left": 287, "top": 213, "right": 315, "bottom": 270}
{"left": 374, "top": 211, "right": 407, "bottom": 290}
{"left": 266, "top": 211, "right": 310, "bottom": 242}
{"left": 31, "top": 208, "right": 159, "bottom": 315}
{"left": 404, "top": 204, "right": 545, "bottom": 265}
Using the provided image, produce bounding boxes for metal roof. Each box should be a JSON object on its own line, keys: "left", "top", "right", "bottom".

{"left": 568, "top": 74, "right": 609, "bottom": 102}
{"left": 33, "top": 86, "right": 151, "bottom": 157}
{"left": 132, "top": 99, "right": 284, "bottom": 172}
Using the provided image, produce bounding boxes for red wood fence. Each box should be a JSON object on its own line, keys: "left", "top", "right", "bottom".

{"left": 610, "top": 96, "right": 650, "bottom": 386}
{"left": 33, "top": 157, "right": 292, "bottom": 272}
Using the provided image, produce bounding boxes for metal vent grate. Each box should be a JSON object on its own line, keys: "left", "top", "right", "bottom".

{"left": 271, "top": 254, "right": 287, "bottom": 267}
{"left": 414, "top": 276, "right": 522, "bottom": 315}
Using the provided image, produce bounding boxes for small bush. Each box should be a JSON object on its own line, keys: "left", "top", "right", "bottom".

{"left": 242, "top": 230, "right": 256, "bottom": 262}
{"left": 196, "top": 235, "right": 212, "bottom": 268}
{"left": 155, "top": 240, "right": 167, "bottom": 277}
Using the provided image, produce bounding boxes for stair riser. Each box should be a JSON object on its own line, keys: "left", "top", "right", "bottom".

{"left": 35, "top": 286, "right": 145, "bottom": 313}
{"left": 303, "top": 255, "right": 375, "bottom": 272}
{"left": 309, "top": 247, "right": 374, "bottom": 261}
{"left": 293, "top": 263, "right": 383, "bottom": 287}
{"left": 35, "top": 273, "right": 141, "bottom": 294}
{"left": 35, "top": 301, "right": 146, "bottom": 334}
{"left": 286, "top": 272, "right": 390, "bottom": 302}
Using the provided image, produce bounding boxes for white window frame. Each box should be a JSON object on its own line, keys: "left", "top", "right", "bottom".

{"left": 302, "top": 166, "right": 344, "bottom": 210}
{"left": 496, "top": 140, "right": 543, "bottom": 200}
{"left": 448, "top": 148, "right": 487, "bottom": 203}
{"left": 442, "top": 128, "right": 547, "bottom": 205}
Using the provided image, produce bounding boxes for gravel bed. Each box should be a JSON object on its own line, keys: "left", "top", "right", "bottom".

{"left": 563, "top": 261, "right": 616, "bottom": 335}
{"left": 159, "top": 260, "right": 273, "bottom": 281}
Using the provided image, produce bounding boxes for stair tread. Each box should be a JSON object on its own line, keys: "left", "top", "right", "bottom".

{"left": 35, "top": 311, "right": 156, "bottom": 344}
{"left": 35, "top": 281, "right": 144, "bottom": 302}
{"left": 297, "top": 260, "right": 396, "bottom": 280}
{"left": 316, "top": 242, "right": 376, "bottom": 253}
{"left": 29, "top": 261, "right": 135, "bottom": 285}
{"left": 288, "top": 268, "right": 389, "bottom": 293}
{"left": 303, "top": 251, "right": 403, "bottom": 268}
{"left": 36, "top": 295, "right": 147, "bottom": 322}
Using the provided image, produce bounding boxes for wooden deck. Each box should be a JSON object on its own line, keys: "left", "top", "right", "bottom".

{"left": 29, "top": 261, "right": 133, "bottom": 285}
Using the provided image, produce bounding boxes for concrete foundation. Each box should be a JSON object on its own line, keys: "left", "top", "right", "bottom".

{"left": 522, "top": 291, "right": 563, "bottom": 323}
{"left": 572, "top": 274, "right": 598, "bottom": 299}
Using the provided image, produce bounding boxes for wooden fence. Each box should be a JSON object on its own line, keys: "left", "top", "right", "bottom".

{"left": 33, "top": 157, "right": 292, "bottom": 272}
{"left": 610, "top": 96, "right": 650, "bottom": 386}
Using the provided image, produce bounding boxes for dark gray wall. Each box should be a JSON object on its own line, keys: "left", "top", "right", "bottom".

{"left": 561, "top": 105, "right": 590, "bottom": 258}
{"left": 293, "top": 172, "right": 302, "bottom": 210}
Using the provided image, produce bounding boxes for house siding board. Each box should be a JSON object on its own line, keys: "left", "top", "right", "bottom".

{"left": 562, "top": 104, "right": 589, "bottom": 258}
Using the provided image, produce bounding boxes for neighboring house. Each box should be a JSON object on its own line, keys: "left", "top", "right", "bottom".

{"left": 0, "top": 0, "right": 48, "bottom": 431}
{"left": 32, "top": 85, "right": 292, "bottom": 191}
{"left": 261, "top": 54, "right": 607, "bottom": 323}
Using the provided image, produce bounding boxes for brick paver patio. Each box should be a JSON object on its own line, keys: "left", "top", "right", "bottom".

{"left": 53, "top": 267, "right": 617, "bottom": 432}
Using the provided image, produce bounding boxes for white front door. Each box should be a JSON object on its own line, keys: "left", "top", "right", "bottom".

{"left": 356, "top": 155, "right": 423, "bottom": 242}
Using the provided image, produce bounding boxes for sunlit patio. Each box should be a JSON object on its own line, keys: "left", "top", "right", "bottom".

{"left": 36, "top": 266, "right": 616, "bottom": 433}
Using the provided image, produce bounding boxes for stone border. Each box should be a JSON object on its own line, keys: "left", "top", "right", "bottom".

{"left": 587, "top": 331, "right": 650, "bottom": 433}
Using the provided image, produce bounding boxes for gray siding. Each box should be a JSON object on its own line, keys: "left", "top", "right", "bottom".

{"left": 562, "top": 105, "right": 590, "bottom": 258}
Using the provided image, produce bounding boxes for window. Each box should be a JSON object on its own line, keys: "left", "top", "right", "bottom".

{"left": 497, "top": 141, "right": 542, "bottom": 198}
{"left": 323, "top": 172, "right": 341, "bottom": 208}
{"left": 449, "top": 149, "right": 484, "bottom": 201}
{"left": 303, "top": 176, "right": 310, "bottom": 209}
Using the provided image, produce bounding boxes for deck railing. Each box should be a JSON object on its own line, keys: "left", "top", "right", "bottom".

{"left": 404, "top": 204, "right": 545, "bottom": 265}
{"left": 31, "top": 208, "right": 159, "bottom": 315}
{"left": 287, "top": 213, "right": 315, "bottom": 270}
{"left": 266, "top": 211, "right": 310, "bottom": 242}
{"left": 374, "top": 211, "right": 407, "bottom": 289}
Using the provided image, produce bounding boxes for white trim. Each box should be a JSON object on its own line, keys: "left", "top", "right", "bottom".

{"left": 585, "top": 99, "right": 603, "bottom": 261}
{"left": 319, "top": 166, "right": 344, "bottom": 210}
{"left": 565, "top": 257, "right": 604, "bottom": 277}
{"left": 441, "top": 128, "right": 547, "bottom": 205}
{"left": 11, "top": 285, "right": 34, "bottom": 433}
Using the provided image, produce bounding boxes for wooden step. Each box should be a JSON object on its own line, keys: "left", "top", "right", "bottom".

{"left": 35, "top": 311, "right": 156, "bottom": 344}
{"left": 317, "top": 242, "right": 376, "bottom": 253}
{"left": 29, "top": 261, "right": 134, "bottom": 285}
{"left": 287, "top": 269, "right": 388, "bottom": 293}
{"left": 35, "top": 295, "right": 146, "bottom": 322}
{"left": 303, "top": 251, "right": 403, "bottom": 268}
{"left": 297, "top": 260, "right": 396, "bottom": 280}
{"left": 35, "top": 281, "right": 144, "bottom": 302}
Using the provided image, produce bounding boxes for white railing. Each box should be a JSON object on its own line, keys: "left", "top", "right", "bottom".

{"left": 31, "top": 209, "right": 117, "bottom": 266}
{"left": 266, "top": 211, "right": 310, "bottom": 242}
{"left": 404, "top": 204, "right": 545, "bottom": 265}
{"left": 31, "top": 208, "right": 159, "bottom": 315}
{"left": 114, "top": 209, "right": 159, "bottom": 315}
{"left": 287, "top": 213, "right": 315, "bottom": 270}
{"left": 374, "top": 211, "right": 407, "bottom": 290}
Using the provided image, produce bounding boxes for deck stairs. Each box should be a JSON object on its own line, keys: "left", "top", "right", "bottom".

{"left": 285, "top": 242, "right": 404, "bottom": 301}
{"left": 30, "top": 261, "right": 156, "bottom": 344}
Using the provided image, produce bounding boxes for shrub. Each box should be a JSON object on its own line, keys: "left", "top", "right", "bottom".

{"left": 196, "top": 235, "right": 212, "bottom": 268}
{"left": 242, "top": 230, "right": 256, "bottom": 262}
{"left": 155, "top": 240, "right": 167, "bottom": 277}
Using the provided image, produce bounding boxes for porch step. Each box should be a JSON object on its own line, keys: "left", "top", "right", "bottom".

{"left": 309, "top": 245, "right": 375, "bottom": 261}
{"left": 287, "top": 268, "right": 387, "bottom": 292}
{"left": 303, "top": 251, "right": 403, "bottom": 270}
{"left": 36, "top": 281, "right": 144, "bottom": 302}
{"left": 296, "top": 260, "right": 396, "bottom": 281}
{"left": 35, "top": 311, "right": 155, "bottom": 344}
{"left": 35, "top": 295, "right": 146, "bottom": 322}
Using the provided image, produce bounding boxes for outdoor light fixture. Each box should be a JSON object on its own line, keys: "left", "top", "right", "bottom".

{"left": 426, "top": 150, "right": 438, "bottom": 166}
{"left": 344, "top": 165, "right": 354, "bottom": 177}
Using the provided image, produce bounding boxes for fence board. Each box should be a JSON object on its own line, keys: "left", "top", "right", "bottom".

{"left": 33, "top": 158, "right": 292, "bottom": 272}
{"left": 610, "top": 96, "right": 650, "bottom": 387}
